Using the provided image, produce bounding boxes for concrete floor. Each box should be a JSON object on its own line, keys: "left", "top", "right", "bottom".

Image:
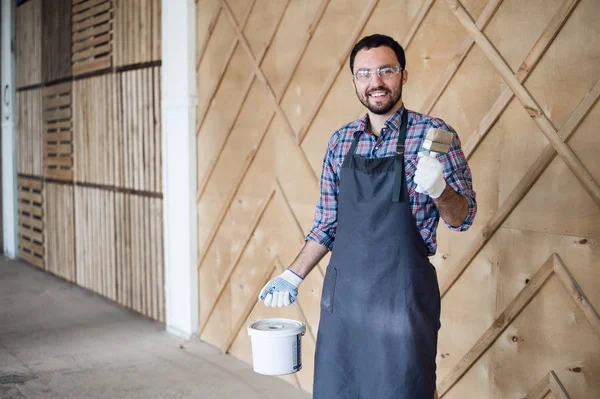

{"left": 0, "top": 257, "right": 310, "bottom": 399}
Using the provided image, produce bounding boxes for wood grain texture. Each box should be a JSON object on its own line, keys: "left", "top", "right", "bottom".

{"left": 114, "top": 0, "right": 161, "bottom": 66}
{"left": 439, "top": 77, "right": 600, "bottom": 298}
{"left": 43, "top": 83, "right": 73, "bottom": 180}
{"left": 195, "top": 0, "right": 600, "bottom": 395}
{"left": 42, "top": 0, "right": 72, "bottom": 83}
{"left": 446, "top": 0, "right": 600, "bottom": 209}
{"left": 71, "top": 0, "right": 113, "bottom": 76}
{"left": 17, "top": 89, "right": 43, "bottom": 176}
{"left": 16, "top": 0, "right": 42, "bottom": 88}
{"left": 18, "top": 177, "right": 45, "bottom": 269}
{"left": 44, "top": 182, "right": 76, "bottom": 281}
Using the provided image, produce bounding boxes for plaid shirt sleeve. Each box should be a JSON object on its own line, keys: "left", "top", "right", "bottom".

{"left": 430, "top": 118, "right": 477, "bottom": 231}
{"left": 305, "top": 134, "right": 339, "bottom": 250}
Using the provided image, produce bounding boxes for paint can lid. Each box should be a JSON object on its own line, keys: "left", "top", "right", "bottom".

{"left": 248, "top": 318, "right": 305, "bottom": 338}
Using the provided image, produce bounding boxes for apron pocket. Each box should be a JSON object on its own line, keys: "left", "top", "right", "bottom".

{"left": 321, "top": 266, "right": 337, "bottom": 314}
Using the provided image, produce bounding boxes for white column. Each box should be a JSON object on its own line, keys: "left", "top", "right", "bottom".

{"left": 162, "top": 0, "right": 198, "bottom": 339}
{"left": 2, "top": 0, "right": 18, "bottom": 259}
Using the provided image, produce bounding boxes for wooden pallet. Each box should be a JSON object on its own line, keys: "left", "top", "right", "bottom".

{"left": 72, "top": 0, "right": 113, "bottom": 76}
{"left": 18, "top": 177, "right": 45, "bottom": 269}
{"left": 43, "top": 82, "right": 73, "bottom": 181}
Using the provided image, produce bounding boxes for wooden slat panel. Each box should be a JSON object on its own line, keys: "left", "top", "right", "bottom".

{"left": 71, "top": 0, "right": 113, "bottom": 76}
{"left": 111, "top": 192, "right": 163, "bottom": 321}
{"left": 43, "top": 83, "right": 73, "bottom": 181}
{"left": 44, "top": 183, "right": 76, "bottom": 281}
{"left": 17, "top": 89, "right": 44, "bottom": 176}
{"left": 72, "top": 55, "right": 111, "bottom": 76}
{"left": 73, "top": 0, "right": 106, "bottom": 15}
{"left": 44, "top": 95, "right": 71, "bottom": 109}
{"left": 42, "top": 0, "right": 71, "bottom": 83}
{"left": 72, "top": 43, "right": 112, "bottom": 63}
{"left": 113, "top": 0, "right": 161, "bottom": 66}
{"left": 73, "top": 74, "right": 121, "bottom": 186}
{"left": 73, "top": 186, "right": 118, "bottom": 298}
{"left": 18, "top": 189, "right": 43, "bottom": 204}
{"left": 18, "top": 177, "right": 44, "bottom": 269}
{"left": 19, "top": 215, "right": 43, "bottom": 230}
{"left": 16, "top": 0, "right": 42, "bottom": 88}
{"left": 72, "top": 9, "right": 111, "bottom": 31}
{"left": 45, "top": 121, "right": 72, "bottom": 131}
{"left": 20, "top": 251, "right": 45, "bottom": 269}
{"left": 117, "top": 68, "right": 161, "bottom": 192}
{"left": 72, "top": 34, "right": 110, "bottom": 53}
{"left": 18, "top": 204, "right": 43, "bottom": 218}
{"left": 43, "top": 109, "right": 72, "bottom": 121}
{"left": 72, "top": 24, "right": 110, "bottom": 43}
{"left": 73, "top": 1, "right": 111, "bottom": 24}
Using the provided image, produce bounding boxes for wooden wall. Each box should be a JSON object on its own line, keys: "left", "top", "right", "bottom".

{"left": 196, "top": 0, "right": 600, "bottom": 395}
{"left": 15, "top": 0, "right": 164, "bottom": 322}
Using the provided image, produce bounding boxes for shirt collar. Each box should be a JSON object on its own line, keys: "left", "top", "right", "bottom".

{"left": 354, "top": 104, "right": 406, "bottom": 136}
{"left": 384, "top": 105, "right": 405, "bottom": 132}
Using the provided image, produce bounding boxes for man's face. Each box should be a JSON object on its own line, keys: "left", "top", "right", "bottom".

{"left": 352, "top": 46, "right": 406, "bottom": 115}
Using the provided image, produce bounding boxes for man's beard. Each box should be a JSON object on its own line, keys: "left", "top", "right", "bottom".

{"left": 356, "top": 82, "right": 402, "bottom": 115}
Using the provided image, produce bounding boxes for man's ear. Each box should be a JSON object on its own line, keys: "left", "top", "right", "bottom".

{"left": 402, "top": 69, "right": 408, "bottom": 85}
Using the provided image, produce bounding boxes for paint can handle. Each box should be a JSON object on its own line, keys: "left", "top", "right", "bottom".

{"left": 246, "top": 300, "right": 307, "bottom": 335}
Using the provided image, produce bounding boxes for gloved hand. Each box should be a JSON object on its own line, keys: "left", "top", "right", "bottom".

{"left": 258, "top": 269, "right": 303, "bottom": 307}
{"left": 414, "top": 152, "right": 446, "bottom": 199}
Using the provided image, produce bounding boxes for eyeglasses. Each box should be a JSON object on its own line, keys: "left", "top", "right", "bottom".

{"left": 353, "top": 65, "right": 403, "bottom": 82}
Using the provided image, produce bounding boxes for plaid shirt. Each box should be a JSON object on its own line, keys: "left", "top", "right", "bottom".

{"left": 306, "top": 106, "right": 477, "bottom": 256}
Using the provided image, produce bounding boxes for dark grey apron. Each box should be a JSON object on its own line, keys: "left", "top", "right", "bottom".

{"left": 313, "top": 110, "right": 441, "bottom": 398}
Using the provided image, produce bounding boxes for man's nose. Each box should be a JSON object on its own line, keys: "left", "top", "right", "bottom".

{"left": 371, "top": 73, "right": 385, "bottom": 86}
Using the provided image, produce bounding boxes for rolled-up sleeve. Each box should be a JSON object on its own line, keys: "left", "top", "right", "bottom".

{"left": 433, "top": 120, "right": 477, "bottom": 231}
{"left": 305, "top": 136, "right": 339, "bottom": 249}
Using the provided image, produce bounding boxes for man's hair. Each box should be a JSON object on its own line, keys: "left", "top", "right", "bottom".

{"left": 349, "top": 34, "right": 406, "bottom": 73}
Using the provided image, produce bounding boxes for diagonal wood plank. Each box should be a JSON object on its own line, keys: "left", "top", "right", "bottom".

{"left": 197, "top": 0, "right": 330, "bottom": 270}
{"left": 525, "top": 371, "right": 571, "bottom": 399}
{"left": 196, "top": 4, "right": 223, "bottom": 72}
{"left": 547, "top": 371, "right": 572, "bottom": 399}
{"left": 272, "top": 256, "right": 318, "bottom": 346}
{"left": 462, "top": 0, "right": 581, "bottom": 158}
{"left": 223, "top": 255, "right": 318, "bottom": 356}
{"left": 274, "top": 0, "right": 331, "bottom": 102}
{"left": 196, "top": 0, "right": 258, "bottom": 133}
{"left": 438, "top": 253, "right": 600, "bottom": 397}
{"left": 196, "top": 1, "right": 286, "bottom": 200}
{"left": 553, "top": 255, "right": 600, "bottom": 336}
{"left": 218, "top": 0, "right": 317, "bottom": 184}
{"left": 420, "top": 0, "right": 504, "bottom": 114}
{"left": 274, "top": 178, "right": 325, "bottom": 279}
{"left": 197, "top": 113, "right": 275, "bottom": 269}
{"left": 446, "top": 0, "right": 600, "bottom": 209}
{"left": 296, "top": 0, "right": 436, "bottom": 145}
{"left": 199, "top": 187, "right": 276, "bottom": 334}
{"left": 222, "top": 257, "right": 277, "bottom": 353}
{"left": 440, "top": 77, "right": 600, "bottom": 297}
{"left": 438, "top": 255, "right": 555, "bottom": 396}
{"left": 272, "top": 256, "right": 308, "bottom": 391}
{"left": 295, "top": 0, "right": 381, "bottom": 145}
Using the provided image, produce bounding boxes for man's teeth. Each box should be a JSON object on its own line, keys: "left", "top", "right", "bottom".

{"left": 370, "top": 92, "right": 387, "bottom": 97}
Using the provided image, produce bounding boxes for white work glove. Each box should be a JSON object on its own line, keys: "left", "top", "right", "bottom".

{"left": 258, "top": 269, "right": 303, "bottom": 307}
{"left": 414, "top": 151, "right": 446, "bottom": 199}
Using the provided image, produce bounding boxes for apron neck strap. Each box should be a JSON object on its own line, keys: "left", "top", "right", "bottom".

{"left": 392, "top": 109, "right": 409, "bottom": 202}
{"left": 348, "top": 132, "right": 361, "bottom": 156}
